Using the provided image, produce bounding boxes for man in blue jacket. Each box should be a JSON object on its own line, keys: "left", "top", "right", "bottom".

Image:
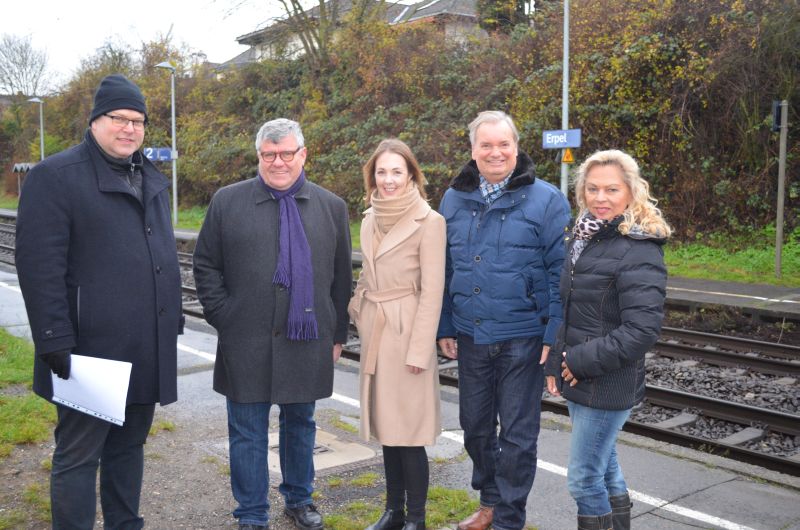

{"left": 15, "top": 74, "right": 183, "bottom": 529}
{"left": 437, "top": 111, "right": 570, "bottom": 530}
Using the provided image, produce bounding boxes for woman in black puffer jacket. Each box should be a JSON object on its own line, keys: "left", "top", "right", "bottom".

{"left": 545, "top": 150, "right": 671, "bottom": 530}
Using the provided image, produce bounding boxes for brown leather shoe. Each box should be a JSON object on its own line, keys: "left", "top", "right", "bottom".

{"left": 457, "top": 505, "right": 493, "bottom": 530}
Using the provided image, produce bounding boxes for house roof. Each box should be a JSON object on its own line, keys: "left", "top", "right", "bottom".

{"left": 402, "top": 0, "right": 477, "bottom": 22}
{"left": 234, "top": 0, "right": 476, "bottom": 45}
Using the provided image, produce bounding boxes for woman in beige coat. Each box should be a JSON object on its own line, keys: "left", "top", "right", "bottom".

{"left": 348, "top": 138, "right": 449, "bottom": 530}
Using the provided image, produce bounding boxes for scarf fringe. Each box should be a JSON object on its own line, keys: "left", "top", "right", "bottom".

{"left": 273, "top": 266, "right": 291, "bottom": 288}
{"left": 286, "top": 313, "right": 319, "bottom": 341}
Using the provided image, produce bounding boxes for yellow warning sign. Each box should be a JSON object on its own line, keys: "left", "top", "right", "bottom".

{"left": 562, "top": 148, "right": 575, "bottom": 164}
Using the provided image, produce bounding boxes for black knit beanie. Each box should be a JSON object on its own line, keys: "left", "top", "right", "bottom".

{"left": 89, "top": 74, "right": 147, "bottom": 125}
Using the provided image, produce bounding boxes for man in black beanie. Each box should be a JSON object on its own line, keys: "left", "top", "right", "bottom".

{"left": 16, "top": 73, "right": 183, "bottom": 529}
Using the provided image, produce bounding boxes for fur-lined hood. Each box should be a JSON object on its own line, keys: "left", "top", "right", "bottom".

{"left": 450, "top": 151, "right": 537, "bottom": 192}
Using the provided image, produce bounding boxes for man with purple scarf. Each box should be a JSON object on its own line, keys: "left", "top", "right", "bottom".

{"left": 193, "top": 118, "right": 352, "bottom": 530}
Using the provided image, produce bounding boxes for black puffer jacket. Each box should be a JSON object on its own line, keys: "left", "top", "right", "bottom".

{"left": 545, "top": 219, "right": 667, "bottom": 410}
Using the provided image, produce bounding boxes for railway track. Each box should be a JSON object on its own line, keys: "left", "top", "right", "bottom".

{"left": 184, "top": 283, "right": 800, "bottom": 476}
{"left": 3, "top": 211, "right": 800, "bottom": 476}
{"left": 339, "top": 344, "right": 800, "bottom": 477}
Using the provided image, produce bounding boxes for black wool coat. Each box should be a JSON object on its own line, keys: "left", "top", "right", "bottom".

{"left": 15, "top": 131, "right": 183, "bottom": 405}
{"left": 192, "top": 177, "right": 352, "bottom": 404}
{"left": 545, "top": 221, "right": 667, "bottom": 410}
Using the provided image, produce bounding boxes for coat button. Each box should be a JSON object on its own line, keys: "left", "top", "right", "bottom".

{"left": 45, "top": 329, "right": 53, "bottom": 337}
{"left": 158, "top": 307, "right": 165, "bottom": 316}
{"left": 146, "top": 226, "right": 153, "bottom": 235}
{"left": 474, "top": 255, "right": 481, "bottom": 262}
{"left": 474, "top": 319, "right": 481, "bottom": 325}
{"left": 273, "top": 330, "right": 281, "bottom": 337}
{"left": 156, "top": 266, "right": 162, "bottom": 274}
{"left": 473, "top": 287, "right": 481, "bottom": 294}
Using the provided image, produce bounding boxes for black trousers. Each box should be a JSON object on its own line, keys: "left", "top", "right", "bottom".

{"left": 383, "top": 445, "right": 429, "bottom": 522}
{"left": 50, "top": 403, "right": 155, "bottom": 530}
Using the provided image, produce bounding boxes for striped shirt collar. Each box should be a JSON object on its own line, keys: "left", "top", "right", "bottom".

{"left": 479, "top": 173, "right": 512, "bottom": 204}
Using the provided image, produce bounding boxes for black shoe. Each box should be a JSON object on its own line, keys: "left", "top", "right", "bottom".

{"left": 284, "top": 504, "right": 324, "bottom": 530}
{"left": 366, "top": 509, "right": 405, "bottom": 530}
{"left": 239, "top": 524, "right": 269, "bottom": 530}
{"left": 402, "top": 522, "right": 425, "bottom": 530}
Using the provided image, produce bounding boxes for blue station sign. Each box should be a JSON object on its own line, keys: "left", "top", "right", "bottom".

{"left": 144, "top": 147, "right": 174, "bottom": 162}
{"left": 542, "top": 129, "right": 582, "bottom": 149}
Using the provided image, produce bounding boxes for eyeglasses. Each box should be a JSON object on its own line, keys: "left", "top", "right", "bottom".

{"left": 104, "top": 113, "right": 146, "bottom": 130}
{"left": 259, "top": 146, "right": 303, "bottom": 163}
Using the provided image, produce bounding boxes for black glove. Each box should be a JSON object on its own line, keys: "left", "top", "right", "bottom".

{"left": 42, "top": 351, "right": 71, "bottom": 380}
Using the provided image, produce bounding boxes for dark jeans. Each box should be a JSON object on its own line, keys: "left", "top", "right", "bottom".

{"left": 457, "top": 334, "right": 544, "bottom": 530}
{"left": 226, "top": 399, "right": 317, "bottom": 527}
{"left": 50, "top": 403, "right": 155, "bottom": 530}
{"left": 383, "top": 445, "right": 429, "bottom": 522}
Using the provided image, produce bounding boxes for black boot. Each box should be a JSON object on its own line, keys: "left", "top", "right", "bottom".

{"left": 401, "top": 522, "right": 425, "bottom": 530}
{"left": 609, "top": 493, "right": 632, "bottom": 530}
{"left": 577, "top": 512, "right": 613, "bottom": 530}
{"left": 365, "top": 509, "right": 405, "bottom": 530}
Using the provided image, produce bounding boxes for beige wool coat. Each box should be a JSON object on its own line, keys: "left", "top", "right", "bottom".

{"left": 348, "top": 196, "right": 446, "bottom": 446}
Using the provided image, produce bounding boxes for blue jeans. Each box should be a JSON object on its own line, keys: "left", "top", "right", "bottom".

{"left": 457, "top": 334, "right": 544, "bottom": 530}
{"left": 50, "top": 403, "right": 155, "bottom": 530}
{"left": 566, "top": 401, "right": 631, "bottom": 516}
{"left": 226, "top": 399, "right": 316, "bottom": 526}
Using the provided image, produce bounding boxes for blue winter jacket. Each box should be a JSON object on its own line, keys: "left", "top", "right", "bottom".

{"left": 437, "top": 152, "right": 571, "bottom": 345}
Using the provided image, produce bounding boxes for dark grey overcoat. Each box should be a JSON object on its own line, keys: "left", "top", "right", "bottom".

{"left": 192, "top": 176, "right": 352, "bottom": 404}
{"left": 15, "top": 132, "right": 183, "bottom": 405}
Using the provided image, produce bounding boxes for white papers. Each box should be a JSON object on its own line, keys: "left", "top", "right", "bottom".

{"left": 51, "top": 354, "right": 132, "bottom": 426}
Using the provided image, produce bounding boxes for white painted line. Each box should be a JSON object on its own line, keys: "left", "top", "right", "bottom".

{"left": 0, "top": 280, "right": 21, "bottom": 293}
{"left": 167, "top": 342, "right": 760, "bottom": 530}
{"left": 631, "top": 491, "right": 755, "bottom": 530}
{"left": 331, "top": 395, "right": 757, "bottom": 530}
{"left": 177, "top": 342, "right": 215, "bottom": 361}
{"left": 668, "top": 286, "right": 800, "bottom": 305}
{"left": 331, "top": 392, "right": 360, "bottom": 409}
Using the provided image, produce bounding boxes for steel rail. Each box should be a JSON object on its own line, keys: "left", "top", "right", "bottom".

{"left": 653, "top": 340, "right": 800, "bottom": 376}
{"left": 536, "top": 397, "right": 800, "bottom": 476}
{"left": 645, "top": 384, "right": 800, "bottom": 437}
{"left": 661, "top": 326, "right": 800, "bottom": 360}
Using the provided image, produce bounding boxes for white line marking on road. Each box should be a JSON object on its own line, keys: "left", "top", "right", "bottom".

{"left": 177, "top": 342, "right": 215, "bottom": 361}
{"left": 0, "top": 280, "right": 21, "bottom": 293}
{"left": 331, "top": 392, "right": 360, "bottom": 408}
{"left": 668, "top": 286, "right": 800, "bottom": 305}
{"left": 175, "top": 341, "right": 757, "bottom": 530}
{"left": 333, "top": 396, "right": 757, "bottom": 530}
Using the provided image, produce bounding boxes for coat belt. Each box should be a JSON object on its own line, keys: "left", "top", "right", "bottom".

{"left": 362, "top": 285, "right": 418, "bottom": 375}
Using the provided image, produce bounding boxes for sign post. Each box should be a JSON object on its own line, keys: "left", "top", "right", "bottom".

{"left": 560, "top": 0, "right": 570, "bottom": 196}
{"left": 774, "top": 100, "right": 788, "bottom": 279}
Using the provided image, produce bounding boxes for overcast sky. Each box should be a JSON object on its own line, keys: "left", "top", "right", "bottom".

{"left": 2, "top": 0, "right": 276, "bottom": 87}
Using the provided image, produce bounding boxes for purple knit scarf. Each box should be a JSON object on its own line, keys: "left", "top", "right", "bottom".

{"left": 260, "top": 170, "right": 318, "bottom": 341}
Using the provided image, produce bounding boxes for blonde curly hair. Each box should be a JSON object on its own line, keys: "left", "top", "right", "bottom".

{"left": 573, "top": 150, "right": 672, "bottom": 238}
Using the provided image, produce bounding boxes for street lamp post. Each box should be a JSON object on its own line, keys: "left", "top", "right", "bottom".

{"left": 155, "top": 62, "right": 178, "bottom": 226}
{"left": 27, "top": 97, "right": 45, "bottom": 161}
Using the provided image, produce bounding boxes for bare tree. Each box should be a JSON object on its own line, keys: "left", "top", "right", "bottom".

{"left": 0, "top": 34, "right": 49, "bottom": 96}
{"left": 275, "top": 0, "right": 339, "bottom": 76}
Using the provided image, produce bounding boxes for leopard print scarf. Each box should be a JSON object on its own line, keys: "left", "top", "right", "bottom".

{"left": 570, "top": 213, "right": 611, "bottom": 265}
